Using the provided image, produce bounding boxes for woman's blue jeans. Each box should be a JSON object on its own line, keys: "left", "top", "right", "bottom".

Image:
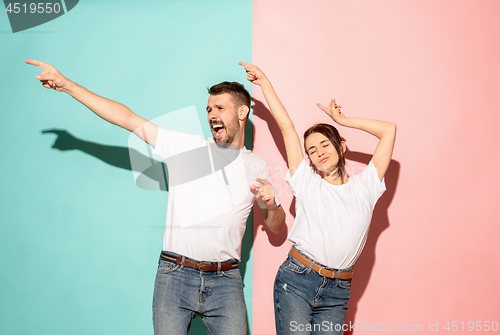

{"left": 152, "top": 251, "right": 247, "bottom": 335}
{"left": 274, "top": 251, "right": 352, "bottom": 335}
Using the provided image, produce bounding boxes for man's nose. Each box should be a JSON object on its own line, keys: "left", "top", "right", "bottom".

{"left": 209, "top": 110, "right": 221, "bottom": 119}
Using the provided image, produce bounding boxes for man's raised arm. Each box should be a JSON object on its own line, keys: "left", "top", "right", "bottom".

{"left": 26, "top": 59, "right": 158, "bottom": 148}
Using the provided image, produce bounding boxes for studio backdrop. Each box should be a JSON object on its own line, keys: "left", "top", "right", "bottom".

{"left": 1, "top": 1, "right": 499, "bottom": 334}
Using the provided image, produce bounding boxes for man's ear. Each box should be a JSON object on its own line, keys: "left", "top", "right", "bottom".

{"left": 238, "top": 105, "right": 250, "bottom": 121}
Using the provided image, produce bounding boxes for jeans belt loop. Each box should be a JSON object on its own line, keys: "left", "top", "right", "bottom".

{"left": 217, "top": 262, "right": 222, "bottom": 275}
{"left": 181, "top": 256, "right": 185, "bottom": 270}
{"left": 336, "top": 269, "right": 344, "bottom": 283}
{"left": 306, "top": 260, "right": 315, "bottom": 274}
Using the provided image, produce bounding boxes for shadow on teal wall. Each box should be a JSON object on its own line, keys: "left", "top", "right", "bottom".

{"left": 0, "top": 0, "right": 253, "bottom": 334}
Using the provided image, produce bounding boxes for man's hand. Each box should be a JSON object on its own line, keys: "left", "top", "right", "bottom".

{"left": 239, "top": 62, "right": 269, "bottom": 86}
{"left": 26, "top": 59, "right": 69, "bottom": 92}
{"left": 317, "top": 98, "right": 348, "bottom": 126}
{"left": 252, "top": 178, "right": 285, "bottom": 234}
{"left": 250, "top": 178, "right": 277, "bottom": 210}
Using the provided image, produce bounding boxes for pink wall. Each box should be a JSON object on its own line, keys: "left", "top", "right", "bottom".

{"left": 252, "top": 1, "right": 500, "bottom": 333}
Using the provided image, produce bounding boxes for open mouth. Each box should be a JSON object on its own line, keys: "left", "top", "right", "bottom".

{"left": 211, "top": 123, "right": 226, "bottom": 140}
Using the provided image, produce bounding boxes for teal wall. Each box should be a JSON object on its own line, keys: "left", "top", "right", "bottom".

{"left": 0, "top": 1, "right": 253, "bottom": 334}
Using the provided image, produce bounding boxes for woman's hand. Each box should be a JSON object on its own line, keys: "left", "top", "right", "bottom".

{"left": 239, "top": 62, "right": 269, "bottom": 86}
{"left": 317, "top": 98, "right": 348, "bottom": 126}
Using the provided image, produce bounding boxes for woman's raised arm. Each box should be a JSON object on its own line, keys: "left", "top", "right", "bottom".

{"left": 239, "top": 62, "right": 304, "bottom": 175}
{"left": 317, "top": 99, "right": 396, "bottom": 181}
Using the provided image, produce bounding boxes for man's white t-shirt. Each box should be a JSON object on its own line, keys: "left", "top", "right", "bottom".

{"left": 285, "top": 159, "right": 385, "bottom": 269}
{"left": 153, "top": 127, "right": 280, "bottom": 262}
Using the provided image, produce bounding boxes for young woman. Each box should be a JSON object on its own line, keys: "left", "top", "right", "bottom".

{"left": 240, "top": 62, "right": 396, "bottom": 334}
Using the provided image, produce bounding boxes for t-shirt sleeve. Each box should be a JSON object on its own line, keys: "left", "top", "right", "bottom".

{"left": 256, "top": 163, "right": 281, "bottom": 209}
{"left": 285, "top": 159, "right": 318, "bottom": 197}
{"left": 152, "top": 126, "right": 206, "bottom": 160}
{"left": 355, "top": 159, "right": 386, "bottom": 208}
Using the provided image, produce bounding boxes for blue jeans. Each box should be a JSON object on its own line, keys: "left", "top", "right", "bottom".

{"left": 152, "top": 251, "right": 247, "bottom": 335}
{"left": 274, "top": 250, "right": 352, "bottom": 335}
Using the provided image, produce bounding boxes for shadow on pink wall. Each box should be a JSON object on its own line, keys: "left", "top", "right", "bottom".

{"left": 253, "top": 98, "right": 401, "bottom": 334}
{"left": 343, "top": 150, "right": 400, "bottom": 335}
{"left": 252, "top": 99, "right": 290, "bottom": 247}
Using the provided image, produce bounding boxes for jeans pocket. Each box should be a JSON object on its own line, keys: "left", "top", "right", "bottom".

{"left": 282, "top": 257, "right": 308, "bottom": 274}
{"left": 221, "top": 268, "right": 242, "bottom": 281}
{"left": 338, "top": 279, "right": 352, "bottom": 290}
{"left": 157, "top": 260, "right": 181, "bottom": 275}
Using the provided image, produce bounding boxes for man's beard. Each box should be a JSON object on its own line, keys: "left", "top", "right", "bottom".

{"left": 212, "top": 118, "right": 239, "bottom": 148}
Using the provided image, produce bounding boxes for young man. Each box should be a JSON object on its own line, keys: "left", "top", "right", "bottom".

{"left": 27, "top": 60, "right": 285, "bottom": 334}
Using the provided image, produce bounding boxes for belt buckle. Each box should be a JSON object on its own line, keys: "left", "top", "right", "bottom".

{"left": 318, "top": 266, "right": 335, "bottom": 279}
{"left": 198, "top": 262, "right": 213, "bottom": 271}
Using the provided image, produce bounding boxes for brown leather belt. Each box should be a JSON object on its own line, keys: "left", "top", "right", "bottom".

{"left": 160, "top": 253, "right": 238, "bottom": 272}
{"left": 290, "top": 247, "right": 353, "bottom": 280}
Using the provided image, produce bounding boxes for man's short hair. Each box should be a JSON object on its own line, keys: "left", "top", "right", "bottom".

{"left": 208, "top": 82, "right": 251, "bottom": 110}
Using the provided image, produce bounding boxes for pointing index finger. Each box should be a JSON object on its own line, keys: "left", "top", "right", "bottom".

{"left": 317, "top": 103, "right": 327, "bottom": 111}
{"left": 256, "top": 178, "right": 270, "bottom": 185}
{"left": 25, "top": 59, "right": 50, "bottom": 70}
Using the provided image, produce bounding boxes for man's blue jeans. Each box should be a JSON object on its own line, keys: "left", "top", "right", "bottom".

{"left": 274, "top": 250, "right": 352, "bottom": 335}
{"left": 153, "top": 251, "right": 247, "bottom": 335}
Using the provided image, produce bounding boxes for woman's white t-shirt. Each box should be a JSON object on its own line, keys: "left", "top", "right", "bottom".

{"left": 285, "top": 159, "right": 386, "bottom": 269}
